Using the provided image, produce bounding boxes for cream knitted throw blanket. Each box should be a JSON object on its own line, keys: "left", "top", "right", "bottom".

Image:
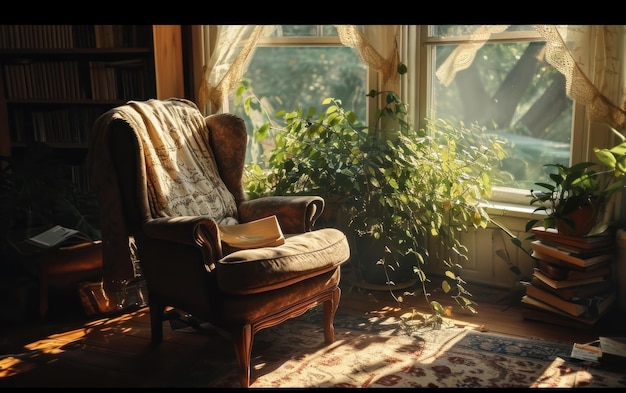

{"left": 87, "top": 98, "right": 239, "bottom": 288}
{"left": 112, "top": 98, "right": 238, "bottom": 220}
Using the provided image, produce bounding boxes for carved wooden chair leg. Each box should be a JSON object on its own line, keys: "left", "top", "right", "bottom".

{"left": 323, "top": 287, "right": 341, "bottom": 343}
{"left": 232, "top": 323, "right": 254, "bottom": 388}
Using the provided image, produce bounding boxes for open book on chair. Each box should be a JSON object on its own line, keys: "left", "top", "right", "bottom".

{"left": 218, "top": 215, "right": 285, "bottom": 252}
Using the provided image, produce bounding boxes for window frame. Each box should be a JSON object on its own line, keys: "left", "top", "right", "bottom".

{"left": 254, "top": 27, "right": 376, "bottom": 91}
{"left": 409, "top": 25, "right": 607, "bottom": 208}
{"left": 250, "top": 26, "right": 379, "bottom": 119}
{"left": 205, "top": 24, "right": 612, "bottom": 213}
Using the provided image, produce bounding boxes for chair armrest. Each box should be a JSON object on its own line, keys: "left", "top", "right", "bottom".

{"left": 143, "top": 216, "right": 222, "bottom": 261}
{"left": 238, "top": 196, "right": 325, "bottom": 233}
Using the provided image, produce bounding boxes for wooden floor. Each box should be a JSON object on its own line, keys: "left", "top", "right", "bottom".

{"left": 0, "top": 274, "right": 623, "bottom": 387}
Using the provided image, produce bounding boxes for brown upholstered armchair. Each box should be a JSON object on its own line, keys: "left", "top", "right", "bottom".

{"left": 87, "top": 98, "right": 350, "bottom": 388}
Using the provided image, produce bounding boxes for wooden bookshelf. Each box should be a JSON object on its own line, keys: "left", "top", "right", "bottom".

{"left": 0, "top": 25, "right": 156, "bottom": 158}
{"left": 0, "top": 26, "right": 183, "bottom": 312}
{"left": 0, "top": 25, "right": 183, "bottom": 189}
{"left": 0, "top": 27, "right": 153, "bottom": 265}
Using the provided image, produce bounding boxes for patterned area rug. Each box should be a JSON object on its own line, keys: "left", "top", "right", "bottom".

{"left": 210, "top": 308, "right": 625, "bottom": 388}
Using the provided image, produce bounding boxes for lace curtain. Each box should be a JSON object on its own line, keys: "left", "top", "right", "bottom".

{"left": 197, "top": 25, "right": 275, "bottom": 113}
{"left": 437, "top": 25, "right": 626, "bottom": 133}
{"left": 196, "top": 25, "right": 626, "bottom": 133}
{"left": 435, "top": 25, "right": 510, "bottom": 87}
{"left": 337, "top": 25, "right": 400, "bottom": 94}
{"left": 196, "top": 25, "right": 399, "bottom": 113}
{"left": 536, "top": 25, "right": 626, "bottom": 133}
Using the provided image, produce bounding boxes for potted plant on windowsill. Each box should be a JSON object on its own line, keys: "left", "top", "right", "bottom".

{"left": 240, "top": 86, "right": 505, "bottom": 318}
{"left": 526, "top": 127, "right": 626, "bottom": 237}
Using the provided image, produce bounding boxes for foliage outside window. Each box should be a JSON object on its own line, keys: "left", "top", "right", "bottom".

{"left": 225, "top": 25, "right": 367, "bottom": 165}
{"left": 223, "top": 24, "right": 619, "bottom": 215}
{"left": 425, "top": 25, "right": 574, "bottom": 204}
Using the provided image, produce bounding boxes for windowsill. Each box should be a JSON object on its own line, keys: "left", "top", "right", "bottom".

{"left": 482, "top": 200, "right": 548, "bottom": 234}
{"left": 483, "top": 200, "right": 539, "bottom": 220}
{"left": 484, "top": 186, "right": 546, "bottom": 220}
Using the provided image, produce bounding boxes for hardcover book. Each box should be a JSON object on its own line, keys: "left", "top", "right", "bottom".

{"left": 535, "top": 257, "right": 611, "bottom": 280}
{"left": 599, "top": 337, "right": 626, "bottom": 365}
{"left": 521, "top": 295, "right": 603, "bottom": 328}
{"left": 529, "top": 276, "right": 613, "bottom": 301}
{"left": 525, "top": 284, "right": 616, "bottom": 317}
{"left": 530, "top": 240, "right": 614, "bottom": 269}
{"left": 532, "top": 268, "right": 607, "bottom": 289}
{"left": 521, "top": 294, "right": 615, "bottom": 323}
{"left": 525, "top": 284, "right": 588, "bottom": 316}
{"left": 537, "top": 240, "right": 614, "bottom": 258}
{"left": 531, "top": 226, "right": 614, "bottom": 250}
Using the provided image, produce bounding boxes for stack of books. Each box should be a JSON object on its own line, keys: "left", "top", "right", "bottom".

{"left": 521, "top": 227, "right": 617, "bottom": 329}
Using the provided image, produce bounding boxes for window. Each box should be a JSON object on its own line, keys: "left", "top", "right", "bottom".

{"left": 218, "top": 25, "right": 601, "bottom": 208}
{"left": 418, "top": 25, "right": 580, "bottom": 205}
{"left": 408, "top": 25, "right": 606, "bottom": 205}
{"left": 225, "top": 25, "right": 368, "bottom": 164}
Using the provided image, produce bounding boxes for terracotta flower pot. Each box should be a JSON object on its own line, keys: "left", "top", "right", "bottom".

{"left": 556, "top": 204, "right": 598, "bottom": 237}
{"left": 355, "top": 235, "right": 415, "bottom": 286}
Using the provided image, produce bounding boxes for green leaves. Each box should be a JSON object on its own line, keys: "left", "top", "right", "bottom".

{"left": 529, "top": 139, "right": 626, "bottom": 234}
{"left": 238, "top": 89, "right": 502, "bottom": 319}
{"left": 595, "top": 141, "right": 626, "bottom": 176}
{"left": 397, "top": 62, "right": 408, "bottom": 75}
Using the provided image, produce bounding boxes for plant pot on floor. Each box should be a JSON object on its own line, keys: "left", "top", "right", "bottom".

{"left": 353, "top": 235, "right": 417, "bottom": 289}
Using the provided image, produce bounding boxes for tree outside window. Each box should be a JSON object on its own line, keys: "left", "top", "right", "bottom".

{"left": 228, "top": 25, "right": 576, "bottom": 203}
{"left": 428, "top": 25, "right": 573, "bottom": 194}
{"left": 226, "top": 25, "right": 367, "bottom": 164}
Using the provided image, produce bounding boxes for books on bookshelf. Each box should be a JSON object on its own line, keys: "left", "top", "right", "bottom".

{"left": 218, "top": 215, "right": 285, "bottom": 252}
{"left": 89, "top": 59, "right": 149, "bottom": 100}
{"left": 1, "top": 24, "right": 156, "bottom": 213}
{"left": 0, "top": 25, "right": 149, "bottom": 49}
{"left": 530, "top": 240, "right": 614, "bottom": 268}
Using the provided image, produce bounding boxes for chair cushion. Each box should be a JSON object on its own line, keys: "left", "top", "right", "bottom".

{"left": 217, "top": 228, "right": 350, "bottom": 294}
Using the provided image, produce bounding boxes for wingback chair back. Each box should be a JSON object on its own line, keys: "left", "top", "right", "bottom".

{"left": 87, "top": 98, "right": 351, "bottom": 387}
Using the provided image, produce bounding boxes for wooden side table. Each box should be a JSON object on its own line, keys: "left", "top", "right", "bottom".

{"left": 35, "top": 241, "right": 103, "bottom": 318}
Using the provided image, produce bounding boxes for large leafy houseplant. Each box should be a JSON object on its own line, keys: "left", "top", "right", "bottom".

{"left": 241, "top": 86, "right": 506, "bottom": 318}
{"left": 526, "top": 128, "right": 626, "bottom": 237}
